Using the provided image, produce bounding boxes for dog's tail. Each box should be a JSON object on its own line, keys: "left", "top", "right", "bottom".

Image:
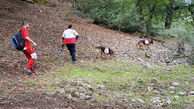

{"left": 136, "top": 41, "right": 141, "bottom": 47}
{"left": 96, "top": 46, "right": 104, "bottom": 49}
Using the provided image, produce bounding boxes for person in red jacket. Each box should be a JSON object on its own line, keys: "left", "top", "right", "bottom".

{"left": 21, "top": 21, "right": 37, "bottom": 73}
{"left": 62, "top": 24, "right": 79, "bottom": 64}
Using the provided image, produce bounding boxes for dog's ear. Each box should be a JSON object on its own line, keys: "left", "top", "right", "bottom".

{"left": 151, "top": 40, "right": 153, "bottom": 44}
{"left": 149, "top": 39, "right": 153, "bottom": 44}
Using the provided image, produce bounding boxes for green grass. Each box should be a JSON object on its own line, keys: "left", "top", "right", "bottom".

{"left": 33, "top": 0, "right": 47, "bottom": 5}
{"left": 26, "top": 80, "right": 36, "bottom": 86}
{"left": 25, "top": 59, "right": 194, "bottom": 108}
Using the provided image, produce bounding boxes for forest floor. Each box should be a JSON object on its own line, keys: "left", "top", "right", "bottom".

{"left": 0, "top": 0, "right": 193, "bottom": 108}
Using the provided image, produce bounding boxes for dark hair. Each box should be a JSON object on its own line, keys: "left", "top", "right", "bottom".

{"left": 150, "top": 39, "right": 153, "bottom": 44}
{"left": 68, "top": 24, "right": 72, "bottom": 28}
{"left": 22, "top": 21, "right": 29, "bottom": 26}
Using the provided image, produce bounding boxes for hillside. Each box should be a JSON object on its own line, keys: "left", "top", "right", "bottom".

{"left": 0, "top": 0, "right": 190, "bottom": 74}
{"left": 0, "top": 0, "right": 193, "bottom": 108}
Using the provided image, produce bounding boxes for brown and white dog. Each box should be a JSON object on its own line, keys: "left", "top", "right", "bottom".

{"left": 137, "top": 39, "right": 153, "bottom": 51}
{"left": 96, "top": 46, "right": 115, "bottom": 59}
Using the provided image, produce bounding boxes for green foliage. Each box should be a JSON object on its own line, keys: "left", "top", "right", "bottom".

{"left": 156, "top": 18, "right": 194, "bottom": 64}
{"left": 74, "top": 0, "right": 194, "bottom": 33}
{"left": 33, "top": 0, "right": 47, "bottom": 5}
{"left": 75, "top": 0, "right": 141, "bottom": 32}
{"left": 164, "top": 22, "right": 194, "bottom": 44}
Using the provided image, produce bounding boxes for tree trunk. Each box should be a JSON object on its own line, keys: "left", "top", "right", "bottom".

{"left": 165, "top": 2, "right": 173, "bottom": 29}
{"left": 146, "top": 5, "right": 156, "bottom": 35}
{"left": 148, "top": 5, "right": 156, "bottom": 20}
{"left": 188, "top": 4, "right": 194, "bottom": 21}
{"left": 136, "top": 0, "right": 144, "bottom": 20}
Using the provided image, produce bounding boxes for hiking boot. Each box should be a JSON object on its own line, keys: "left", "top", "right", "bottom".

{"left": 31, "top": 70, "right": 36, "bottom": 73}
{"left": 72, "top": 61, "right": 76, "bottom": 64}
{"left": 24, "top": 67, "right": 32, "bottom": 73}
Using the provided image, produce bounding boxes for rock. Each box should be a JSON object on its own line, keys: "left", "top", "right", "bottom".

{"left": 131, "top": 98, "right": 136, "bottom": 102}
{"left": 170, "top": 91, "right": 175, "bottom": 94}
{"left": 72, "top": 97, "right": 78, "bottom": 101}
{"left": 123, "top": 99, "right": 129, "bottom": 103}
{"left": 178, "top": 92, "right": 186, "bottom": 96}
{"left": 174, "top": 95, "right": 179, "bottom": 99}
{"left": 142, "top": 63, "right": 151, "bottom": 68}
{"left": 138, "top": 58, "right": 144, "bottom": 63}
{"left": 126, "top": 93, "right": 132, "bottom": 97}
{"left": 137, "top": 98, "right": 145, "bottom": 103}
{"left": 96, "top": 85, "right": 105, "bottom": 89}
{"left": 59, "top": 89, "right": 65, "bottom": 94}
{"left": 165, "top": 59, "right": 171, "bottom": 63}
{"left": 46, "top": 91, "right": 56, "bottom": 95}
{"left": 172, "top": 82, "right": 179, "bottom": 86}
{"left": 75, "top": 92, "right": 80, "bottom": 97}
{"left": 68, "top": 94, "right": 72, "bottom": 99}
{"left": 83, "top": 83, "right": 93, "bottom": 91}
{"left": 159, "top": 102, "right": 164, "bottom": 107}
{"left": 85, "top": 95, "right": 93, "bottom": 100}
{"left": 151, "top": 97, "right": 160, "bottom": 104}
{"left": 147, "top": 86, "right": 152, "bottom": 92}
{"left": 138, "top": 78, "right": 143, "bottom": 83}
{"left": 78, "top": 87, "right": 86, "bottom": 93}
{"left": 154, "top": 90, "right": 160, "bottom": 94}
{"left": 79, "top": 93, "right": 86, "bottom": 99}
{"left": 166, "top": 99, "right": 172, "bottom": 104}
{"left": 169, "top": 86, "right": 175, "bottom": 89}
{"left": 151, "top": 78, "right": 157, "bottom": 83}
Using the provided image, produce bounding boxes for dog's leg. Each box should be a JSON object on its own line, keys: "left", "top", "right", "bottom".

{"left": 147, "top": 45, "right": 151, "bottom": 52}
{"left": 100, "top": 51, "right": 105, "bottom": 59}
{"left": 96, "top": 50, "right": 101, "bottom": 58}
{"left": 139, "top": 43, "right": 144, "bottom": 51}
{"left": 105, "top": 54, "right": 108, "bottom": 59}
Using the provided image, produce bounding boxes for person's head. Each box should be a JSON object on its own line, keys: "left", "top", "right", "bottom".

{"left": 68, "top": 24, "right": 72, "bottom": 29}
{"left": 149, "top": 39, "right": 153, "bottom": 44}
{"left": 22, "top": 21, "right": 29, "bottom": 28}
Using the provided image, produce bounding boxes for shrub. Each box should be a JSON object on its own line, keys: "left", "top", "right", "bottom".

{"left": 74, "top": 0, "right": 141, "bottom": 33}
{"left": 33, "top": 0, "right": 47, "bottom": 5}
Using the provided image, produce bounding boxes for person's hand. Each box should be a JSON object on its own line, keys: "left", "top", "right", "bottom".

{"left": 62, "top": 38, "right": 64, "bottom": 45}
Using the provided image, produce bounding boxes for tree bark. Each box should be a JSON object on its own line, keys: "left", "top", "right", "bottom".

{"left": 136, "top": 0, "right": 144, "bottom": 20}
{"left": 165, "top": 2, "right": 173, "bottom": 29}
{"left": 188, "top": 4, "right": 194, "bottom": 21}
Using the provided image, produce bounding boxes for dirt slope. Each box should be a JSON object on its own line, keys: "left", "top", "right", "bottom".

{"left": 0, "top": 0, "right": 189, "bottom": 75}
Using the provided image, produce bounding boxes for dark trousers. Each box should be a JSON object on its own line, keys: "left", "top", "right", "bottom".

{"left": 66, "top": 44, "right": 76, "bottom": 62}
